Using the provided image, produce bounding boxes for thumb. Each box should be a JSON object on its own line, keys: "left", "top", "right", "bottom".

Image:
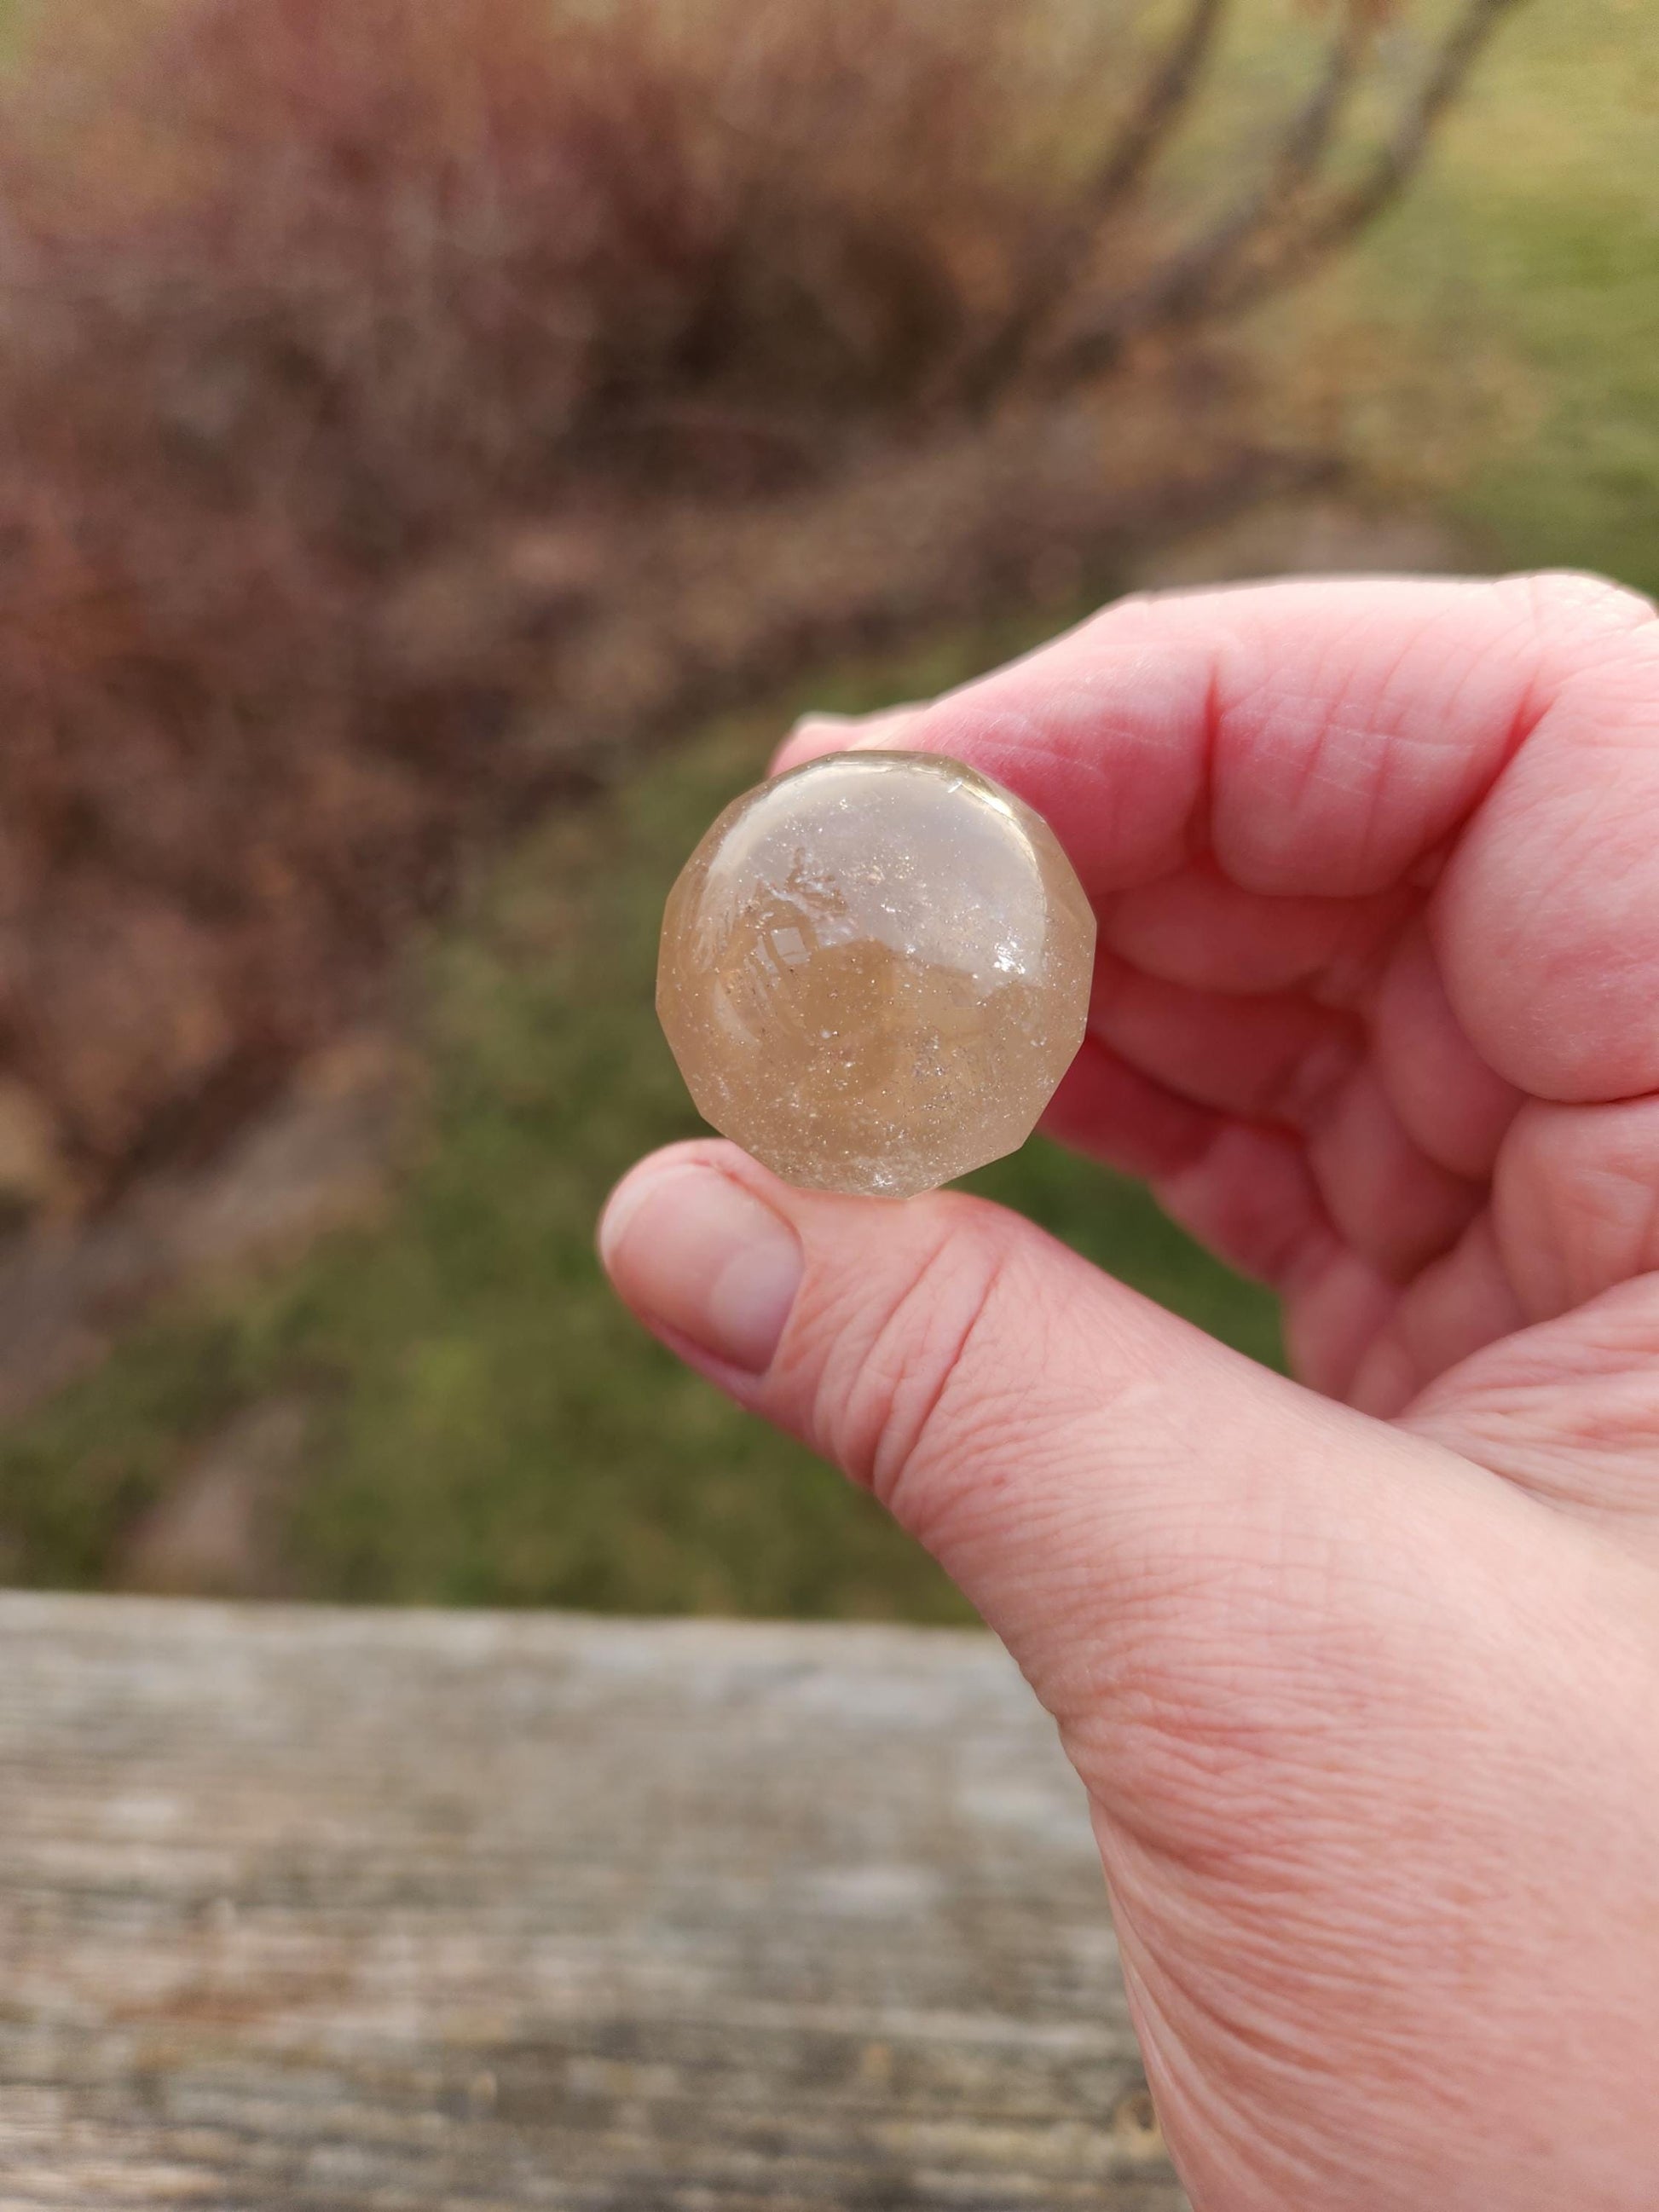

{"left": 597, "top": 1140, "right": 1529, "bottom": 1746}
{"left": 599, "top": 1142, "right": 1659, "bottom": 2212}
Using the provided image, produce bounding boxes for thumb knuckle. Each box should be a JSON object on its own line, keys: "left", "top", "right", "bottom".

{"left": 798, "top": 1204, "right": 1019, "bottom": 1517}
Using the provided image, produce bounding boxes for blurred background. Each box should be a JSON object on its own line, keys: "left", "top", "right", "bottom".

{"left": 0, "top": 0, "right": 1650, "bottom": 1620}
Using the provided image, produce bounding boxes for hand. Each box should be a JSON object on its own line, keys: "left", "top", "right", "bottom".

{"left": 600, "top": 574, "right": 1659, "bottom": 2210}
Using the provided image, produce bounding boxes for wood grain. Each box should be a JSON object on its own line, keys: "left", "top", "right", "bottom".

{"left": 0, "top": 1594, "right": 1186, "bottom": 2209}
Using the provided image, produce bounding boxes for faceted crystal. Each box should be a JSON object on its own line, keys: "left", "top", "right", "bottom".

{"left": 656, "top": 750, "right": 1095, "bottom": 1198}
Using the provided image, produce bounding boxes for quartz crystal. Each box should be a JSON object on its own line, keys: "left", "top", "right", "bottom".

{"left": 656, "top": 750, "right": 1095, "bottom": 1198}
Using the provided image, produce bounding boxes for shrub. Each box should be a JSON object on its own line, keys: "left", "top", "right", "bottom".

{"left": 0, "top": 0, "right": 1521, "bottom": 1193}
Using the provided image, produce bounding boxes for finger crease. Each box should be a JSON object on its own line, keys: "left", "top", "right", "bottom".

{"left": 867, "top": 1240, "right": 1012, "bottom": 1516}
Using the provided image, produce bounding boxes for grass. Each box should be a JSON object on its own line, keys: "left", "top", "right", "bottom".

{"left": 1440, "top": 2, "right": 1659, "bottom": 593}
{"left": 0, "top": 621, "right": 1280, "bottom": 1617}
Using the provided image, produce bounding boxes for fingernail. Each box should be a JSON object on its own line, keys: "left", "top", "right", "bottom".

{"left": 771, "top": 713, "right": 852, "bottom": 777}
{"left": 792, "top": 710, "right": 855, "bottom": 733}
{"left": 598, "top": 1163, "right": 803, "bottom": 1374}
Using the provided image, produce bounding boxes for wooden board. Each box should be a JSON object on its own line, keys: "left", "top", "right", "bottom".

{"left": 0, "top": 1594, "right": 1186, "bottom": 2209}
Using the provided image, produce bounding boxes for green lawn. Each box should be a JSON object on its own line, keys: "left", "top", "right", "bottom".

{"left": 3, "top": 0, "right": 1656, "bottom": 1617}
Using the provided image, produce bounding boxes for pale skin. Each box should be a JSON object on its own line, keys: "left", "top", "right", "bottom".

{"left": 600, "top": 573, "right": 1659, "bottom": 2210}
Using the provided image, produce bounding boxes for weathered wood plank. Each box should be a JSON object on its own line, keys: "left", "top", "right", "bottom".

{"left": 0, "top": 1595, "right": 1185, "bottom": 2209}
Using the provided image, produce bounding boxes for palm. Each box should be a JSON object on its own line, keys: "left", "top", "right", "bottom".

{"left": 1046, "top": 837, "right": 1659, "bottom": 1570}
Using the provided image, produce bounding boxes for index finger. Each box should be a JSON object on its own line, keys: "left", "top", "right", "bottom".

{"left": 775, "top": 574, "right": 1659, "bottom": 1100}
{"left": 773, "top": 575, "right": 1655, "bottom": 902}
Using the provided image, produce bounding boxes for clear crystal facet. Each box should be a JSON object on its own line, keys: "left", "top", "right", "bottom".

{"left": 657, "top": 750, "right": 1095, "bottom": 1198}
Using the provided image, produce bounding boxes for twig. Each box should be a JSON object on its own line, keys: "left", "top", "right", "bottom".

{"left": 1086, "top": 0, "right": 1232, "bottom": 215}
{"left": 1229, "top": 0, "right": 1529, "bottom": 303}
{"left": 958, "top": 0, "right": 1230, "bottom": 404}
{"left": 1119, "top": 0, "right": 1377, "bottom": 332}
{"left": 1050, "top": 0, "right": 1529, "bottom": 381}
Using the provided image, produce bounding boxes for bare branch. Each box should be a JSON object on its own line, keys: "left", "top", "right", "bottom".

{"left": 1235, "top": 0, "right": 1529, "bottom": 297}
{"left": 1086, "top": 0, "right": 1231, "bottom": 217}
{"left": 1051, "top": 0, "right": 1528, "bottom": 382}
{"left": 958, "top": 0, "right": 1230, "bottom": 403}
{"left": 1119, "top": 0, "right": 1377, "bottom": 332}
